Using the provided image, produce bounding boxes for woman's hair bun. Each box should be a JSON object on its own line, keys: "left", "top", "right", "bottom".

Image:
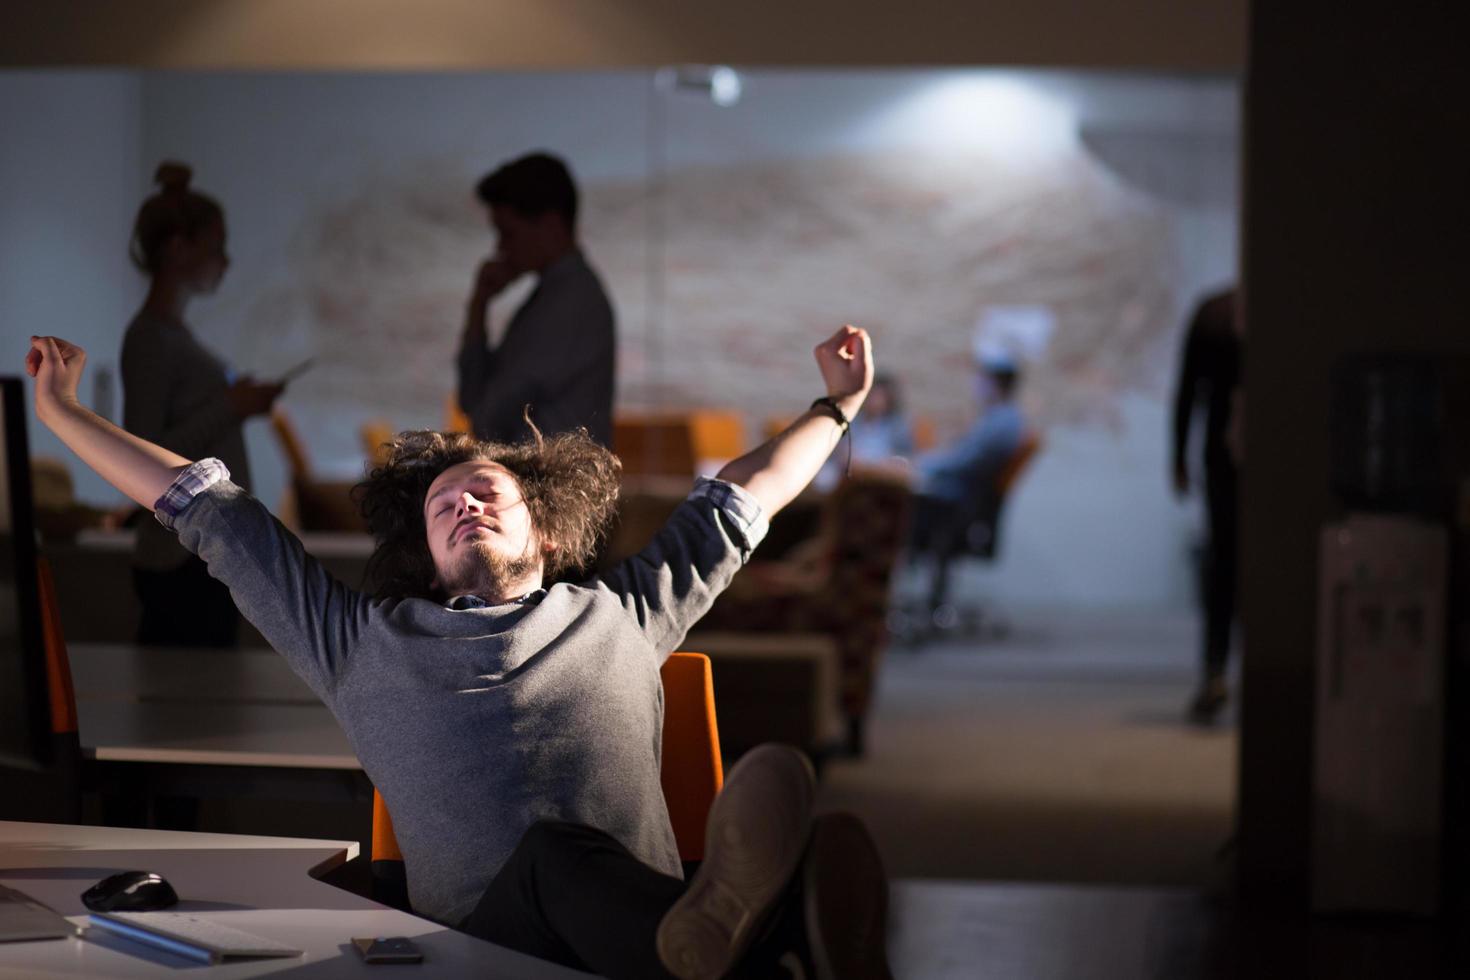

{"left": 153, "top": 161, "right": 193, "bottom": 193}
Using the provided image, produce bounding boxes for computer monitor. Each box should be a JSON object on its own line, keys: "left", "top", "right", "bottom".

{"left": 0, "top": 376, "right": 52, "bottom": 771}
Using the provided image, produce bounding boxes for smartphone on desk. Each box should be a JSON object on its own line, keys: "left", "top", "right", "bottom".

{"left": 353, "top": 936, "right": 423, "bottom": 964}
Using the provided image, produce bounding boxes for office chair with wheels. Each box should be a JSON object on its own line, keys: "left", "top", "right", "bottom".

{"left": 897, "top": 431, "right": 1042, "bottom": 641}
{"left": 369, "top": 651, "right": 724, "bottom": 910}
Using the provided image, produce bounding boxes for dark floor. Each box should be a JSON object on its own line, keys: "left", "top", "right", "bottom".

{"left": 825, "top": 605, "right": 1470, "bottom": 978}
{"left": 818, "top": 606, "right": 1238, "bottom": 886}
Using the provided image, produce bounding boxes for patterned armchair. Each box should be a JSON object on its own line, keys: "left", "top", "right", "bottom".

{"left": 696, "top": 470, "right": 912, "bottom": 755}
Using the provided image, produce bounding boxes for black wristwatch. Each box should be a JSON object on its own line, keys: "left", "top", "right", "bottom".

{"left": 810, "top": 396, "right": 851, "bottom": 435}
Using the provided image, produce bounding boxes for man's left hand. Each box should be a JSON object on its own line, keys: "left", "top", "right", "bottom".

{"left": 814, "top": 324, "right": 873, "bottom": 420}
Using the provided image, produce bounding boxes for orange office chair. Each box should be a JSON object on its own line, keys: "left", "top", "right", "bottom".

{"left": 360, "top": 420, "right": 396, "bottom": 468}
{"left": 913, "top": 429, "right": 1044, "bottom": 636}
{"left": 270, "top": 409, "right": 368, "bottom": 532}
{"left": 32, "top": 556, "right": 83, "bottom": 823}
{"left": 657, "top": 651, "right": 724, "bottom": 861}
{"left": 370, "top": 651, "right": 723, "bottom": 909}
{"left": 445, "top": 394, "right": 473, "bottom": 435}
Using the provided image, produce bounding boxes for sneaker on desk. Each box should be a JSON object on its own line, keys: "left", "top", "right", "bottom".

{"left": 657, "top": 744, "right": 815, "bottom": 980}
{"left": 798, "top": 813, "right": 893, "bottom": 980}
{"left": 656, "top": 744, "right": 893, "bottom": 980}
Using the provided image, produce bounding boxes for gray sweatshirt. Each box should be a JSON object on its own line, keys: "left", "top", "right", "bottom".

{"left": 162, "top": 466, "right": 766, "bottom": 926}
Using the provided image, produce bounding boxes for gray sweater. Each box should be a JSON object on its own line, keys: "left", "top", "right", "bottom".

{"left": 164, "top": 469, "right": 766, "bottom": 926}
{"left": 122, "top": 311, "right": 251, "bottom": 570}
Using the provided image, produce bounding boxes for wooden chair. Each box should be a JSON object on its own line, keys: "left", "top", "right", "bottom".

{"left": 445, "top": 394, "right": 472, "bottom": 434}
{"left": 613, "top": 415, "right": 697, "bottom": 479}
{"left": 687, "top": 409, "right": 745, "bottom": 467}
{"left": 370, "top": 651, "right": 723, "bottom": 908}
{"left": 359, "top": 420, "right": 395, "bottom": 469}
{"left": 270, "top": 409, "right": 367, "bottom": 532}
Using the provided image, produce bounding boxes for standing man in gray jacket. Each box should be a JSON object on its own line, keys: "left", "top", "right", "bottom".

{"left": 458, "top": 152, "right": 615, "bottom": 447}
{"left": 28, "top": 325, "right": 891, "bottom": 980}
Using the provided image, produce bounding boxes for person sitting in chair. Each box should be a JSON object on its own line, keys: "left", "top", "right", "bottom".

{"left": 26, "top": 326, "right": 891, "bottom": 980}
{"left": 909, "top": 350, "right": 1028, "bottom": 623}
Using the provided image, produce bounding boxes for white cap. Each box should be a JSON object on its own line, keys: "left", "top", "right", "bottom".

{"left": 972, "top": 305, "right": 1056, "bottom": 368}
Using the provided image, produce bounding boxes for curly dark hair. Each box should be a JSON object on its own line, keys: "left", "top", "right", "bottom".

{"left": 353, "top": 427, "right": 621, "bottom": 601}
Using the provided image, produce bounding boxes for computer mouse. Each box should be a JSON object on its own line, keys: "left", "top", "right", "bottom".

{"left": 81, "top": 870, "right": 179, "bottom": 912}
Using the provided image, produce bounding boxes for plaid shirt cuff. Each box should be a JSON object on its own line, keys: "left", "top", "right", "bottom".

{"left": 153, "top": 458, "right": 231, "bottom": 530}
{"left": 690, "top": 476, "right": 769, "bottom": 554}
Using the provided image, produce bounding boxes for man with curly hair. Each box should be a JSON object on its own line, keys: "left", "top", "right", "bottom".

{"left": 27, "top": 326, "right": 890, "bottom": 980}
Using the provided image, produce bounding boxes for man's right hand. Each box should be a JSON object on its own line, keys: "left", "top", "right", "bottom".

{"left": 26, "top": 335, "right": 193, "bottom": 510}
{"left": 26, "top": 335, "right": 86, "bottom": 422}
{"left": 227, "top": 378, "right": 285, "bottom": 419}
{"left": 470, "top": 256, "right": 517, "bottom": 308}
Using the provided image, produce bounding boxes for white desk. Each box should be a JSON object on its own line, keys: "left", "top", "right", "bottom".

{"left": 70, "top": 644, "right": 358, "bottom": 771}
{"left": 69, "top": 644, "right": 321, "bottom": 707}
{"left": 0, "top": 820, "right": 590, "bottom": 979}
{"left": 79, "top": 700, "right": 358, "bottom": 771}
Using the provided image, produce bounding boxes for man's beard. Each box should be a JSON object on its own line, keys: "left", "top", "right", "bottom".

{"left": 440, "top": 539, "right": 539, "bottom": 600}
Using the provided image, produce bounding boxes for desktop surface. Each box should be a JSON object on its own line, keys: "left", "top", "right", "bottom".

{"left": 0, "top": 820, "right": 592, "bottom": 978}
{"left": 68, "top": 643, "right": 359, "bottom": 770}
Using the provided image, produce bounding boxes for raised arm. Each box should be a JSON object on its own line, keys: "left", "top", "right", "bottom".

{"left": 27, "top": 336, "right": 191, "bottom": 507}
{"left": 28, "top": 335, "right": 367, "bottom": 697}
{"left": 716, "top": 325, "right": 874, "bottom": 517}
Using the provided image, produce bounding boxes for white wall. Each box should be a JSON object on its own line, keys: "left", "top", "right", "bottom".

{"left": 137, "top": 71, "right": 652, "bottom": 510}
{"left": 4, "top": 69, "right": 1237, "bottom": 610}
{"left": 0, "top": 70, "right": 144, "bottom": 503}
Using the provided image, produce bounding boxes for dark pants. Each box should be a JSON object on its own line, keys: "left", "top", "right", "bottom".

{"left": 461, "top": 821, "right": 684, "bottom": 980}
{"left": 461, "top": 821, "right": 802, "bottom": 980}
{"left": 1202, "top": 466, "right": 1238, "bottom": 678}
{"left": 133, "top": 554, "right": 239, "bottom": 648}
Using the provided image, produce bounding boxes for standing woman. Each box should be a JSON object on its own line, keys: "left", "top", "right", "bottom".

{"left": 122, "top": 162, "right": 282, "bottom": 646}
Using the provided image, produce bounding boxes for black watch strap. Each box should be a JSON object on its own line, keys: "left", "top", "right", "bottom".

{"left": 810, "top": 396, "right": 851, "bottom": 434}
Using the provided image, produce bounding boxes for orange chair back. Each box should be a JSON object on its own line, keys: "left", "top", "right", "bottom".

{"left": 270, "top": 410, "right": 312, "bottom": 480}
{"left": 371, "top": 652, "right": 722, "bottom": 865}
{"left": 360, "top": 421, "right": 396, "bottom": 468}
{"left": 657, "top": 652, "right": 723, "bottom": 860}
{"left": 34, "top": 556, "right": 82, "bottom": 823}
{"left": 445, "top": 394, "right": 473, "bottom": 434}
{"left": 36, "top": 557, "right": 77, "bottom": 736}
{"left": 372, "top": 787, "right": 403, "bottom": 863}
{"left": 613, "top": 415, "right": 697, "bottom": 479}
{"left": 997, "top": 430, "right": 1042, "bottom": 494}
{"left": 687, "top": 410, "right": 745, "bottom": 465}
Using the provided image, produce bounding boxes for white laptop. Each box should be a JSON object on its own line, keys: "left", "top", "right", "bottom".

{"left": 0, "top": 884, "right": 79, "bottom": 942}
